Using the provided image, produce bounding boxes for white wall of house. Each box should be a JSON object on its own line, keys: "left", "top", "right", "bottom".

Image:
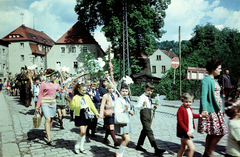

{"left": 0, "top": 45, "right": 9, "bottom": 81}
{"left": 148, "top": 49, "right": 172, "bottom": 78}
{"left": 8, "top": 41, "right": 46, "bottom": 76}
{"left": 47, "top": 44, "right": 103, "bottom": 74}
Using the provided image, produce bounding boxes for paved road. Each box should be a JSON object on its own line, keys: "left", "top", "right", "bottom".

{"left": 0, "top": 92, "right": 228, "bottom": 157}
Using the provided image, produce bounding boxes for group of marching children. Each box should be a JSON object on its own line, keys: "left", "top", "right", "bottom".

{"left": 67, "top": 75, "right": 167, "bottom": 157}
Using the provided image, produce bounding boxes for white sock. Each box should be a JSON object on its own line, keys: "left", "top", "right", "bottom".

{"left": 75, "top": 134, "right": 81, "bottom": 148}
{"left": 117, "top": 144, "right": 126, "bottom": 157}
{"left": 80, "top": 135, "right": 86, "bottom": 150}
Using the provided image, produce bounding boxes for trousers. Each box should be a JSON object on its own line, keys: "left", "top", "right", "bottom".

{"left": 137, "top": 108, "right": 157, "bottom": 148}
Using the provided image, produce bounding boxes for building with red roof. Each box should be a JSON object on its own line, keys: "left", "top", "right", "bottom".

{"left": 1, "top": 24, "right": 55, "bottom": 75}
{"left": 47, "top": 21, "right": 105, "bottom": 74}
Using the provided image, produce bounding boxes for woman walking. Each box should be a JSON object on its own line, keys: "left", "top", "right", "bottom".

{"left": 36, "top": 69, "right": 60, "bottom": 145}
{"left": 198, "top": 59, "right": 228, "bottom": 157}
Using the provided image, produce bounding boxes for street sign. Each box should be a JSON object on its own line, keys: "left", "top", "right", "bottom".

{"left": 171, "top": 57, "right": 179, "bottom": 69}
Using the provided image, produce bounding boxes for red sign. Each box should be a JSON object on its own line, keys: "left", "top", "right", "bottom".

{"left": 171, "top": 57, "right": 179, "bottom": 68}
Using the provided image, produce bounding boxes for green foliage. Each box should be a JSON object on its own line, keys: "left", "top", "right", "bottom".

{"left": 154, "top": 23, "right": 240, "bottom": 100}
{"left": 155, "top": 40, "right": 187, "bottom": 56}
{"left": 75, "top": 0, "right": 171, "bottom": 57}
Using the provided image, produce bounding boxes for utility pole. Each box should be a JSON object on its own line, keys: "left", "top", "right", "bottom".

{"left": 179, "top": 26, "right": 182, "bottom": 96}
{"left": 122, "top": 0, "right": 130, "bottom": 77}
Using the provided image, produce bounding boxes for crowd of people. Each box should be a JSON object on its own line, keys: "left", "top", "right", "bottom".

{"left": 0, "top": 59, "right": 239, "bottom": 157}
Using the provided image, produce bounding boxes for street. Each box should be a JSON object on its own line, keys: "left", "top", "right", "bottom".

{"left": 0, "top": 92, "right": 228, "bottom": 157}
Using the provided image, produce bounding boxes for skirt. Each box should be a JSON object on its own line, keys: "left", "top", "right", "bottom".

{"left": 104, "top": 113, "right": 115, "bottom": 125}
{"left": 32, "top": 96, "right": 38, "bottom": 102}
{"left": 41, "top": 103, "right": 56, "bottom": 118}
{"left": 115, "top": 115, "right": 133, "bottom": 135}
{"left": 75, "top": 109, "right": 90, "bottom": 127}
{"left": 198, "top": 110, "right": 228, "bottom": 135}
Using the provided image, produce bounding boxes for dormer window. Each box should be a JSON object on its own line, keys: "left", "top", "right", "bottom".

{"left": 16, "top": 35, "right": 20, "bottom": 38}
{"left": 9, "top": 35, "right": 12, "bottom": 38}
{"left": 13, "top": 35, "right": 16, "bottom": 38}
{"left": 33, "top": 36, "right": 36, "bottom": 39}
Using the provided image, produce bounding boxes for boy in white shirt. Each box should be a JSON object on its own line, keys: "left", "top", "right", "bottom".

{"left": 135, "top": 82, "right": 165, "bottom": 156}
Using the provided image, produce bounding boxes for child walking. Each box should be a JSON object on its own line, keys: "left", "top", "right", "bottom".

{"left": 86, "top": 81, "right": 101, "bottom": 138}
{"left": 177, "top": 93, "right": 201, "bottom": 157}
{"left": 69, "top": 83, "right": 100, "bottom": 154}
{"left": 114, "top": 83, "right": 134, "bottom": 157}
{"left": 32, "top": 77, "right": 41, "bottom": 108}
{"left": 56, "top": 85, "right": 68, "bottom": 129}
{"left": 100, "top": 83, "right": 120, "bottom": 147}
{"left": 136, "top": 82, "right": 165, "bottom": 156}
{"left": 225, "top": 99, "right": 240, "bottom": 157}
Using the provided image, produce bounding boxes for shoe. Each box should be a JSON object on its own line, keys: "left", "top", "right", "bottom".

{"left": 74, "top": 145, "right": 80, "bottom": 154}
{"left": 103, "top": 138, "right": 111, "bottom": 144}
{"left": 114, "top": 153, "right": 117, "bottom": 157}
{"left": 136, "top": 145, "right": 147, "bottom": 152}
{"left": 80, "top": 149, "right": 86, "bottom": 154}
{"left": 155, "top": 147, "right": 165, "bottom": 155}
{"left": 114, "top": 141, "right": 121, "bottom": 147}
{"left": 46, "top": 140, "right": 52, "bottom": 145}
{"left": 85, "top": 136, "right": 91, "bottom": 143}
{"left": 91, "top": 134, "right": 97, "bottom": 138}
{"left": 60, "top": 126, "right": 64, "bottom": 129}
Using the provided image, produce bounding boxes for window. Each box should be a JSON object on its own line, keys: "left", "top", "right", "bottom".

{"left": 35, "top": 57, "right": 38, "bottom": 62}
{"left": 156, "top": 55, "right": 161, "bottom": 61}
{"left": 152, "top": 66, "right": 156, "bottom": 74}
{"left": 16, "top": 35, "right": 20, "bottom": 38}
{"left": 56, "top": 61, "right": 61, "bottom": 67}
{"left": 20, "top": 43, "right": 24, "bottom": 48}
{"left": 83, "top": 46, "right": 88, "bottom": 53}
{"left": 61, "top": 47, "right": 65, "bottom": 53}
{"left": 73, "top": 62, "right": 78, "bottom": 69}
{"left": 38, "top": 45, "right": 42, "bottom": 51}
{"left": 9, "top": 35, "right": 12, "bottom": 38}
{"left": 21, "top": 55, "right": 24, "bottom": 61}
{"left": 72, "top": 47, "right": 76, "bottom": 53}
{"left": 162, "top": 66, "right": 166, "bottom": 73}
{"left": 3, "top": 64, "right": 5, "bottom": 70}
{"left": 2, "top": 49, "right": 5, "bottom": 54}
{"left": 13, "top": 35, "right": 16, "bottom": 38}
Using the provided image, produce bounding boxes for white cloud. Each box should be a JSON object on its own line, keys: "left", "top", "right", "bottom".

{"left": 160, "top": 0, "right": 240, "bottom": 42}
{"left": 0, "top": 0, "right": 110, "bottom": 51}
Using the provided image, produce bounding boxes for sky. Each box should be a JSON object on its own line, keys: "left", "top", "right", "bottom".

{"left": 0, "top": 0, "right": 239, "bottom": 51}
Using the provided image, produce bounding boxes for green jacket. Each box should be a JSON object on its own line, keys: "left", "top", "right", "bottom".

{"left": 200, "top": 75, "right": 221, "bottom": 113}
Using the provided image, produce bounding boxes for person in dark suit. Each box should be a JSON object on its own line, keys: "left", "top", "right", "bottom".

{"left": 222, "top": 69, "right": 232, "bottom": 100}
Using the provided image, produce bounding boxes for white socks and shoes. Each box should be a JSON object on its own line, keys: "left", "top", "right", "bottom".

{"left": 115, "top": 144, "right": 126, "bottom": 157}
{"left": 74, "top": 135, "right": 86, "bottom": 154}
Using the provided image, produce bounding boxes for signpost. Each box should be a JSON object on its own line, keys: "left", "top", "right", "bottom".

{"left": 171, "top": 57, "right": 179, "bottom": 84}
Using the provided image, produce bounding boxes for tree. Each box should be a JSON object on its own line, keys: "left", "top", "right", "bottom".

{"left": 155, "top": 40, "right": 187, "bottom": 56}
{"left": 75, "top": 0, "right": 171, "bottom": 57}
{"left": 154, "top": 23, "right": 240, "bottom": 100}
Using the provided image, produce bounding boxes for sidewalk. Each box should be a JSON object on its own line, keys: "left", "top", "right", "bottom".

{"left": 0, "top": 92, "right": 21, "bottom": 157}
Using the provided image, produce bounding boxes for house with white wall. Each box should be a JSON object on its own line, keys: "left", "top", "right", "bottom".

{"left": 0, "top": 39, "right": 9, "bottom": 81}
{"left": 1, "top": 25, "right": 55, "bottom": 75}
{"left": 148, "top": 49, "right": 177, "bottom": 78}
{"left": 47, "top": 22, "right": 105, "bottom": 74}
{"left": 133, "top": 49, "right": 177, "bottom": 85}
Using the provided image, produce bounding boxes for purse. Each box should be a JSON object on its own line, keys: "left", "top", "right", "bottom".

{"left": 84, "top": 108, "right": 94, "bottom": 119}
{"left": 33, "top": 111, "right": 42, "bottom": 128}
{"left": 114, "top": 111, "right": 129, "bottom": 124}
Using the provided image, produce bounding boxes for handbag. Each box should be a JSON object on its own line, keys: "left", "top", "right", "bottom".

{"left": 114, "top": 111, "right": 129, "bottom": 124}
{"left": 33, "top": 111, "right": 42, "bottom": 128}
{"left": 84, "top": 108, "right": 94, "bottom": 119}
